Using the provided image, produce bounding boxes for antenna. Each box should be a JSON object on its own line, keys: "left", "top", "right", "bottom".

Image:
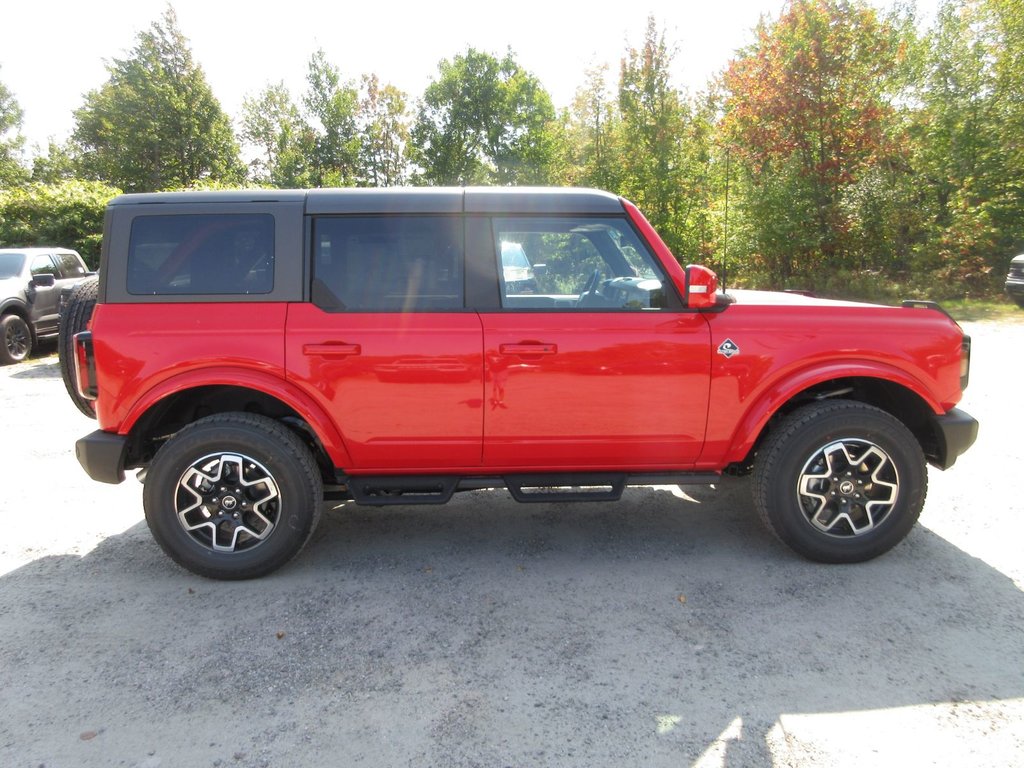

{"left": 722, "top": 146, "right": 730, "bottom": 294}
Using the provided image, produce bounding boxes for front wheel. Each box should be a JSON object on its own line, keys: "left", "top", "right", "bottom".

{"left": 752, "top": 400, "right": 927, "bottom": 563}
{"left": 1, "top": 314, "right": 32, "bottom": 365}
{"left": 143, "top": 413, "right": 323, "bottom": 579}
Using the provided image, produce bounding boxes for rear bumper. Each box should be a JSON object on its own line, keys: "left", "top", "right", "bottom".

{"left": 931, "top": 408, "right": 979, "bottom": 470}
{"left": 76, "top": 430, "right": 128, "bottom": 484}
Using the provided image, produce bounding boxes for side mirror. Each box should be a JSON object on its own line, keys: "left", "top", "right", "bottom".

{"left": 31, "top": 274, "right": 56, "bottom": 288}
{"left": 685, "top": 264, "right": 718, "bottom": 309}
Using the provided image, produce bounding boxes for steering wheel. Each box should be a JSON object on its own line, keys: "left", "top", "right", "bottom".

{"left": 577, "top": 269, "right": 602, "bottom": 306}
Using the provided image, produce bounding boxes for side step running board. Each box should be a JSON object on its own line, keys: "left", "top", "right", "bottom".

{"left": 504, "top": 473, "right": 627, "bottom": 502}
{"left": 347, "top": 475, "right": 459, "bottom": 506}
{"left": 340, "top": 472, "right": 720, "bottom": 506}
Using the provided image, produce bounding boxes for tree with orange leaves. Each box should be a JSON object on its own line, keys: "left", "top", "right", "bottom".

{"left": 723, "top": 0, "right": 902, "bottom": 286}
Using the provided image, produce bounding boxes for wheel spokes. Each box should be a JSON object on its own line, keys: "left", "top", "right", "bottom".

{"left": 6, "top": 323, "right": 28, "bottom": 358}
{"left": 176, "top": 453, "right": 280, "bottom": 552}
{"left": 797, "top": 439, "right": 900, "bottom": 537}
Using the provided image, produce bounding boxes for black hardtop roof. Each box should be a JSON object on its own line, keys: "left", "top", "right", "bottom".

{"left": 108, "top": 187, "right": 625, "bottom": 215}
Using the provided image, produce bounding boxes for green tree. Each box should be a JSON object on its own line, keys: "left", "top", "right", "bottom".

{"left": 31, "top": 140, "right": 82, "bottom": 184}
{"left": 982, "top": 0, "right": 1024, "bottom": 254}
{"left": 72, "top": 7, "right": 243, "bottom": 192}
{"left": 409, "top": 48, "right": 557, "bottom": 185}
{"left": 897, "top": 0, "right": 1001, "bottom": 295}
{"left": 565, "top": 64, "right": 622, "bottom": 190}
{"left": 916, "top": 1, "right": 996, "bottom": 226}
{"left": 723, "top": 0, "right": 902, "bottom": 287}
{"left": 358, "top": 75, "right": 409, "bottom": 186}
{"left": 240, "top": 82, "right": 310, "bottom": 186}
{"left": 617, "top": 18, "right": 716, "bottom": 259}
{"left": 303, "top": 49, "right": 361, "bottom": 186}
{"left": 0, "top": 69, "right": 28, "bottom": 188}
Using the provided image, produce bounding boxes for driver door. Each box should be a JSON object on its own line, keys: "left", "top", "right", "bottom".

{"left": 480, "top": 216, "right": 711, "bottom": 470}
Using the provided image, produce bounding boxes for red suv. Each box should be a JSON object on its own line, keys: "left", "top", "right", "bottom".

{"left": 70, "top": 188, "right": 977, "bottom": 578}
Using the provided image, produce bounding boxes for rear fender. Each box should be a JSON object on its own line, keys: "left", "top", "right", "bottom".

{"left": 119, "top": 366, "right": 353, "bottom": 468}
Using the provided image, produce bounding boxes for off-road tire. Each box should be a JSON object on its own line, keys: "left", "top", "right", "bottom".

{"left": 58, "top": 276, "right": 99, "bottom": 417}
{"left": 752, "top": 400, "right": 927, "bottom": 563}
{"left": 143, "top": 412, "right": 324, "bottom": 580}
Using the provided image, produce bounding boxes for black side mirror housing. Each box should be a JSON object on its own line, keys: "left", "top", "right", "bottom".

{"left": 31, "top": 274, "right": 56, "bottom": 288}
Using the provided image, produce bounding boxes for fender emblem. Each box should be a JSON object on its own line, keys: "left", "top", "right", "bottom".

{"left": 717, "top": 339, "right": 740, "bottom": 358}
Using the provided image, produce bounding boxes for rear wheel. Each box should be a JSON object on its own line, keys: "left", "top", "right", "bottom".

{"left": 59, "top": 277, "right": 99, "bottom": 417}
{"left": 143, "top": 413, "right": 323, "bottom": 579}
{"left": 752, "top": 400, "right": 927, "bottom": 563}
{"left": 1, "top": 314, "right": 32, "bottom": 365}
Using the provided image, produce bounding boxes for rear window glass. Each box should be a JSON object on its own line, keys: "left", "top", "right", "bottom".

{"left": 312, "top": 216, "right": 463, "bottom": 311}
{"left": 127, "top": 214, "right": 274, "bottom": 295}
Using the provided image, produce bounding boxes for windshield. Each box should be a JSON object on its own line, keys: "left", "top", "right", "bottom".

{"left": 0, "top": 252, "right": 26, "bottom": 279}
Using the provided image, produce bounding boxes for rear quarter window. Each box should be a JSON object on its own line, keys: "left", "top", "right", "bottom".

{"left": 127, "top": 214, "right": 275, "bottom": 295}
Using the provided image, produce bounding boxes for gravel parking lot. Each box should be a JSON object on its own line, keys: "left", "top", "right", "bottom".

{"left": 1, "top": 322, "right": 1022, "bottom": 768}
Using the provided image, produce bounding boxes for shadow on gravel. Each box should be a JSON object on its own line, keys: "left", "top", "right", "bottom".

{"left": 10, "top": 359, "right": 61, "bottom": 380}
{"left": 1, "top": 479, "right": 1021, "bottom": 767}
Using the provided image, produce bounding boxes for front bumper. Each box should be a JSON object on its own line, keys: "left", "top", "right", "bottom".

{"left": 931, "top": 408, "right": 979, "bottom": 470}
{"left": 76, "top": 430, "right": 128, "bottom": 484}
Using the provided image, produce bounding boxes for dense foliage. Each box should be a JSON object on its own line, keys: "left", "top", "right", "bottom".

{"left": 0, "top": 181, "right": 121, "bottom": 267}
{"left": 1, "top": 0, "right": 1021, "bottom": 299}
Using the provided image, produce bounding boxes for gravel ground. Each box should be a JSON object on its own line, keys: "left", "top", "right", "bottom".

{"left": 1, "top": 322, "right": 1022, "bottom": 768}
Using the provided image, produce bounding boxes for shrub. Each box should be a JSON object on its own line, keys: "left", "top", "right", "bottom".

{"left": 0, "top": 180, "right": 121, "bottom": 269}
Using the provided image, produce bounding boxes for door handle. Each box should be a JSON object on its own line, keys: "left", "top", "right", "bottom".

{"left": 499, "top": 342, "right": 557, "bottom": 356}
{"left": 303, "top": 342, "right": 361, "bottom": 357}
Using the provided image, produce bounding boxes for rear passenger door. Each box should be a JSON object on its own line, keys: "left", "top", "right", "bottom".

{"left": 286, "top": 214, "right": 484, "bottom": 471}
{"left": 478, "top": 216, "right": 711, "bottom": 469}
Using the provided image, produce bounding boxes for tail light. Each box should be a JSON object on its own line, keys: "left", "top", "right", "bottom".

{"left": 960, "top": 335, "right": 971, "bottom": 391}
{"left": 73, "top": 331, "right": 98, "bottom": 400}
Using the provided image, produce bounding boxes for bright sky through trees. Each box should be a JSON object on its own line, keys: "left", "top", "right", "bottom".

{"left": 2, "top": 0, "right": 939, "bottom": 155}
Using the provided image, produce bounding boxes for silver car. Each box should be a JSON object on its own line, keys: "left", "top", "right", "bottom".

{"left": 0, "top": 248, "right": 91, "bottom": 364}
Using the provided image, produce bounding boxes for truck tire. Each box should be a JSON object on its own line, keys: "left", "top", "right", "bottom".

{"left": 58, "top": 276, "right": 99, "bottom": 417}
{"left": 1, "top": 314, "right": 32, "bottom": 365}
{"left": 752, "top": 400, "right": 927, "bottom": 563}
{"left": 143, "top": 412, "right": 324, "bottom": 580}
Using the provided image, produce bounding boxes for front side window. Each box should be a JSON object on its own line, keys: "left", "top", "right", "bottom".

{"left": 312, "top": 216, "right": 463, "bottom": 311}
{"left": 127, "top": 214, "right": 275, "bottom": 295}
{"left": 30, "top": 254, "right": 57, "bottom": 277}
{"left": 493, "top": 217, "right": 672, "bottom": 310}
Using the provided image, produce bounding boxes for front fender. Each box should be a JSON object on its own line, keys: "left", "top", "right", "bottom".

{"left": 705, "top": 360, "right": 943, "bottom": 467}
{"left": 0, "top": 297, "right": 29, "bottom": 318}
{"left": 118, "top": 366, "right": 354, "bottom": 468}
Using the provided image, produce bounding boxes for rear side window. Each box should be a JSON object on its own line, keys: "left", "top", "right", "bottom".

{"left": 312, "top": 216, "right": 463, "bottom": 311}
{"left": 54, "top": 252, "right": 88, "bottom": 279}
{"left": 127, "top": 214, "right": 274, "bottom": 295}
